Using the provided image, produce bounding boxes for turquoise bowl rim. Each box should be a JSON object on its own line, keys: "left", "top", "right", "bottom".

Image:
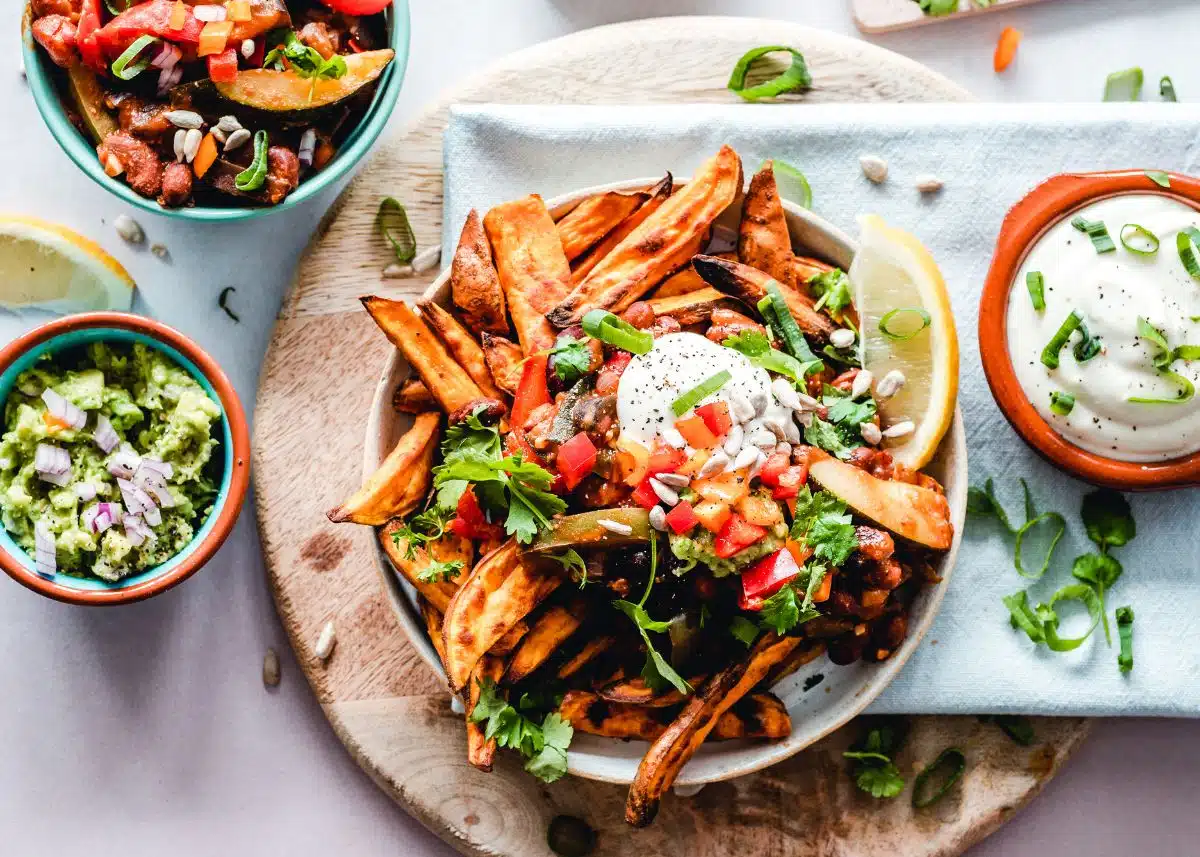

{"left": 20, "top": 0, "right": 410, "bottom": 222}
{"left": 0, "top": 317, "right": 248, "bottom": 604}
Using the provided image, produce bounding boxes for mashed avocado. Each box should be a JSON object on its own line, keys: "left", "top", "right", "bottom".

{"left": 668, "top": 523, "right": 787, "bottom": 578}
{"left": 0, "top": 342, "right": 222, "bottom": 582}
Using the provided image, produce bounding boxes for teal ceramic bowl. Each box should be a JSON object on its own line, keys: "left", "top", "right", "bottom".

{"left": 0, "top": 313, "right": 250, "bottom": 605}
{"left": 20, "top": 1, "right": 409, "bottom": 222}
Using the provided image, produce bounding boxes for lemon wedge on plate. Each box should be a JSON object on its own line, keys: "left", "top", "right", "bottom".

{"left": 849, "top": 214, "right": 958, "bottom": 469}
{"left": 0, "top": 216, "right": 135, "bottom": 315}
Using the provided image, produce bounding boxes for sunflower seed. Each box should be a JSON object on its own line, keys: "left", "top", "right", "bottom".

{"left": 223, "top": 128, "right": 251, "bottom": 153}
{"left": 775, "top": 442, "right": 792, "bottom": 457}
{"left": 648, "top": 505, "right": 668, "bottom": 531}
{"left": 182, "top": 128, "right": 203, "bottom": 163}
{"left": 860, "top": 421, "right": 883, "bottom": 445}
{"left": 596, "top": 519, "right": 633, "bottom": 536}
{"left": 315, "top": 620, "right": 337, "bottom": 661}
{"left": 876, "top": 370, "right": 907, "bottom": 400}
{"left": 722, "top": 423, "right": 744, "bottom": 456}
{"left": 450, "top": 695, "right": 466, "bottom": 715}
{"left": 915, "top": 174, "right": 944, "bottom": 194}
{"left": 882, "top": 420, "right": 915, "bottom": 439}
{"left": 262, "top": 648, "right": 281, "bottom": 687}
{"left": 103, "top": 153, "right": 124, "bottom": 177}
{"left": 150, "top": 243, "right": 169, "bottom": 261}
{"left": 760, "top": 415, "right": 787, "bottom": 442}
{"left": 729, "top": 445, "right": 760, "bottom": 471}
{"left": 661, "top": 426, "right": 687, "bottom": 449}
{"left": 783, "top": 416, "right": 802, "bottom": 443}
{"left": 412, "top": 245, "right": 442, "bottom": 275}
{"left": 654, "top": 472, "right": 690, "bottom": 489}
{"left": 382, "top": 263, "right": 414, "bottom": 279}
{"left": 746, "top": 428, "right": 777, "bottom": 450}
{"left": 729, "top": 393, "right": 755, "bottom": 423}
{"left": 216, "top": 115, "right": 243, "bottom": 133}
{"left": 830, "top": 328, "right": 856, "bottom": 350}
{"left": 860, "top": 154, "right": 889, "bottom": 184}
{"left": 173, "top": 129, "right": 186, "bottom": 162}
{"left": 794, "top": 410, "right": 814, "bottom": 429}
{"left": 749, "top": 389, "right": 769, "bottom": 417}
{"left": 113, "top": 214, "right": 144, "bottom": 245}
{"left": 648, "top": 477, "right": 679, "bottom": 507}
{"left": 211, "top": 126, "right": 227, "bottom": 144}
{"left": 240, "top": 39, "right": 256, "bottom": 59}
{"left": 851, "top": 370, "right": 874, "bottom": 401}
{"left": 192, "top": 4, "right": 226, "bottom": 21}
{"left": 795, "top": 391, "right": 821, "bottom": 411}
{"left": 698, "top": 450, "right": 729, "bottom": 477}
{"left": 771, "top": 377, "right": 802, "bottom": 411}
{"left": 165, "top": 109, "right": 203, "bottom": 130}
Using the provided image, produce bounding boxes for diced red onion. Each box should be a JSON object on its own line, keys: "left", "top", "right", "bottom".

{"left": 34, "top": 522, "right": 55, "bottom": 579}
{"left": 157, "top": 64, "right": 184, "bottom": 97}
{"left": 298, "top": 128, "right": 317, "bottom": 168}
{"left": 143, "top": 506, "right": 162, "bottom": 527}
{"left": 73, "top": 482, "right": 97, "bottom": 502}
{"left": 117, "top": 478, "right": 155, "bottom": 517}
{"left": 34, "top": 443, "right": 71, "bottom": 486}
{"left": 41, "top": 389, "right": 86, "bottom": 430}
{"left": 124, "top": 515, "right": 156, "bottom": 547}
{"left": 93, "top": 414, "right": 119, "bottom": 454}
{"left": 150, "top": 43, "right": 181, "bottom": 71}
{"left": 82, "top": 504, "right": 116, "bottom": 535}
{"left": 108, "top": 447, "right": 141, "bottom": 479}
{"left": 135, "top": 457, "right": 175, "bottom": 508}
{"left": 138, "top": 456, "right": 173, "bottom": 480}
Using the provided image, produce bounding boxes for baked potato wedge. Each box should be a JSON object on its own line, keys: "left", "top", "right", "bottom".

{"left": 379, "top": 519, "right": 471, "bottom": 613}
{"left": 571, "top": 174, "right": 673, "bottom": 285}
{"left": 420, "top": 598, "right": 449, "bottom": 665}
{"left": 598, "top": 676, "right": 701, "bottom": 708}
{"left": 556, "top": 188, "right": 649, "bottom": 261}
{"left": 393, "top": 377, "right": 435, "bottom": 414}
{"left": 560, "top": 692, "right": 790, "bottom": 742}
{"left": 503, "top": 599, "right": 585, "bottom": 684}
{"left": 327, "top": 412, "right": 439, "bottom": 525}
{"left": 691, "top": 254, "right": 835, "bottom": 342}
{"left": 417, "top": 300, "right": 505, "bottom": 400}
{"left": 466, "top": 655, "right": 505, "bottom": 771}
{"left": 807, "top": 450, "right": 953, "bottom": 550}
{"left": 548, "top": 146, "right": 743, "bottom": 326}
{"left": 739, "top": 161, "right": 835, "bottom": 293}
{"left": 480, "top": 332, "right": 524, "bottom": 397}
{"left": 361, "top": 297, "right": 486, "bottom": 414}
{"left": 451, "top": 209, "right": 509, "bottom": 336}
{"left": 652, "top": 251, "right": 735, "bottom": 299}
{"left": 483, "top": 195, "right": 573, "bottom": 354}
{"left": 647, "top": 286, "right": 737, "bottom": 326}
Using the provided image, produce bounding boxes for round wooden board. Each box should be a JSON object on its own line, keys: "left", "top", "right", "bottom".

{"left": 253, "top": 16, "right": 1090, "bottom": 857}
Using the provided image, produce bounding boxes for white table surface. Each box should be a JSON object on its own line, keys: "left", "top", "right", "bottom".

{"left": 3, "top": 1, "right": 1199, "bottom": 854}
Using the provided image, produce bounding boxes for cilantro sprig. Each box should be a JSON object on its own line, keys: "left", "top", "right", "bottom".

{"left": 264, "top": 30, "right": 349, "bottom": 81}
{"left": 417, "top": 558, "right": 463, "bottom": 584}
{"left": 722, "top": 329, "right": 821, "bottom": 385}
{"left": 391, "top": 504, "right": 453, "bottom": 560}
{"left": 548, "top": 336, "right": 593, "bottom": 386}
{"left": 470, "top": 679, "right": 573, "bottom": 783}
{"left": 844, "top": 723, "right": 906, "bottom": 798}
{"left": 611, "top": 536, "right": 693, "bottom": 695}
{"left": 809, "top": 268, "right": 854, "bottom": 318}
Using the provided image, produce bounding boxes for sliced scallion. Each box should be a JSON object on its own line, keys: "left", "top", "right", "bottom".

{"left": 1041, "top": 583, "right": 1103, "bottom": 652}
{"left": 1116, "top": 605, "right": 1134, "bottom": 673}
{"left": 878, "top": 307, "right": 932, "bottom": 341}
{"left": 671, "top": 370, "right": 732, "bottom": 417}
{"left": 1049, "top": 391, "right": 1074, "bottom": 416}
{"left": 1160, "top": 76, "right": 1178, "bottom": 102}
{"left": 234, "top": 130, "right": 269, "bottom": 192}
{"left": 377, "top": 197, "right": 416, "bottom": 263}
{"left": 1120, "top": 223, "right": 1160, "bottom": 256}
{"left": 1128, "top": 369, "right": 1194, "bottom": 404}
{"left": 1177, "top": 227, "right": 1200, "bottom": 280}
{"left": 1071, "top": 216, "right": 1116, "bottom": 253}
{"left": 1025, "top": 271, "right": 1046, "bottom": 311}
{"left": 1103, "top": 67, "right": 1144, "bottom": 102}
{"left": 1040, "top": 311, "right": 1082, "bottom": 369}
{"left": 1145, "top": 170, "right": 1172, "bottom": 188}
{"left": 769, "top": 160, "right": 812, "bottom": 210}
{"left": 1130, "top": 317, "right": 1197, "bottom": 403}
{"left": 581, "top": 310, "right": 653, "bottom": 355}
{"left": 111, "top": 34, "right": 160, "bottom": 81}
{"left": 759, "top": 282, "right": 820, "bottom": 363}
{"left": 727, "top": 46, "right": 812, "bottom": 102}
{"left": 1173, "top": 344, "right": 1200, "bottom": 361}
{"left": 911, "top": 748, "right": 966, "bottom": 809}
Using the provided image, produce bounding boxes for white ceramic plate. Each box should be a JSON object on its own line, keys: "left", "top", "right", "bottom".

{"left": 365, "top": 178, "right": 967, "bottom": 786}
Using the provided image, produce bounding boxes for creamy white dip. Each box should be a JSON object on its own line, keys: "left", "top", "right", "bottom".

{"left": 1007, "top": 193, "right": 1200, "bottom": 462}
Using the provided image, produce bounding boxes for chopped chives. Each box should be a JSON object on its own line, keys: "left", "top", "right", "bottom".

{"left": 111, "top": 34, "right": 160, "bottom": 81}
{"left": 581, "top": 310, "right": 654, "bottom": 355}
{"left": 1120, "top": 223, "right": 1160, "bottom": 256}
{"left": 1116, "top": 605, "right": 1134, "bottom": 673}
{"left": 1025, "top": 271, "right": 1046, "bottom": 311}
{"left": 1071, "top": 216, "right": 1116, "bottom": 253}
{"left": 1103, "top": 67, "right": 1144, "bottom": 101}
{"left": 878, "top": 307, "right": 932, "bottom": 341}
{"left": 1049, "top": 391, "right": 1075, "bottom": 416}
{"left": 727, "top": 46, "right": 812, "bottom": 102}
{"left": 1040, "top": 311, "right": 1083, "bottom": 369}
{"left": 1178, "top": 227, "right": 1200, "bottom": 280}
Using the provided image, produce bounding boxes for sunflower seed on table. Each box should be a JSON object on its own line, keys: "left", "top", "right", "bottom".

{"left": 830, "top": 328, "right": 856, "bottom": 350}
{"left": 876, "top": 370, "right": 907, "bottom": 400}
{"left": 223, "top": 128, "right": 252, "bottom": 153}
{"left": 851, "top": 370, "right": 874, "bottom": 401}
{"left": 262, "top": 647, "right": 281, "bottom": 687}
{"left": 860, "top": 421, "right": 883, "bottom": 445}
{"left": 113, "top": 214, "right": 144, "bottom": 245}
{"left": 882, "top": 420, "right": 915, "bottom": 439}
{"left": 150, "top": 243, "right": 169, "bottom": 261}
{"left": 654, "top": 472, "right": 690, "bottom": 489}
{"left": 860, "top": 154, "right": 889, "bottom": 184}
{"left": 729, "top": 445, "right": 760, "bottom": 472}
{"left": 182, "top": 128, "right": 203, "bottom": 162}
{"left": 698, "top": 449, "right": 729, "bottom": 477}
{"left": 382, "top": 263, "right": 414, "bottom": 279}
{"left": 648, "top": 477, "right": 679, "bottom": 507}
{"left": 915, "top": 174, "right": 944, "bottom": 194}
{"left": 315, "top": 620, "right": 337, "bottom": 661}
{"left": 216, "top": 115, "right": 243, "bottom": 134}
{"left": 771, "top": 377, "right": 802, "bottom": 411}
{"left": 412, "top": 245, "right": 442, "bottom": 275}
{"left": 648, "top": 505, "right": 668, "bottom": 531}
{"left": 173, "top": 129, "right": 186, "bottom": 162}
{"left": 722, "top": 423, "right": 744, "bottom": 456}
{"left": 165, "top": 109, "right": 204, "bottom": 130}
{"left": 661, "top": 426, "right": 687, "bottom": 449}
{"left": 597, "top": 519, "right": 633, "bottom": 536}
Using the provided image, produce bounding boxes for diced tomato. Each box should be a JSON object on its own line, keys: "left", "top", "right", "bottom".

{"left": 632, "top": 476, "right": 660, "bottom": 510}
{"left": 594, "top": 350, "right": 632, "bottom": 395}
{"left": 664, "top": 501, "right": 699, "bottom": 535}
{"left": 76, "top": 0, "right": 106, "bottom": 73}
{"left": 207, "top": 48, "right": 239, "bottom": 83}
{"left": 456, "top": 488, "right": 486, "bottom": 527}
{"left": 557, "top": 432, "right": 597, "bottom": 491}
{"left": 694, "top": 401, "right": 732, "bottom": 437}
{"left": 646, "top": 440, "right": 686, "bottom": 476}
{"left": 674, "top": 415, "right": 718, "bottom": 449}
{"left": 757, "top": 452, "right": 792, "bottom": 488}
{"left": 714, "top": 513, "right": 767, "bottom": 560}
{"left": 94, "top": 0, "right": 204, "bottom": 60}
{"left": 504, "top": 428, "right": 540, "bottom": 463}
{"left": 738, "top": 547, "right": 801, "bottom": 611}
{"left": 448, "top": 487, "right": 503, "bottom": 541}
{"left": 320, "top": 0, "right": 393, "bottom": 15}
{"left": 510, "top": 352, "right": 550, "bottom": 428}
{"left": 771, "top": 465, "right": 809, "bottom": 500}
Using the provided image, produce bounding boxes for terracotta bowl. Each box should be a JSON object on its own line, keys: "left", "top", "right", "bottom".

{"left": 0, "top": 313, "right": 250, "bottom": 605}
{"left": 364, "top": 178, "right": 968, "bottom": 786}
{"left": 979, "top": 170, "right": 1200, "bottom": 490}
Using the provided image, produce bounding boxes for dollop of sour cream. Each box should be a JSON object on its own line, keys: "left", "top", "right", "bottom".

{"left": 1007, "top": 193, "right": 1200, "bottom": 462}
{"left": 616, "top": 332, "right": 769, "bottom": 447}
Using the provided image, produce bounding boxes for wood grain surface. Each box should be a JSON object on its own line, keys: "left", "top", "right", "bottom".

{"left": 253, "top": 16, "right": 1089, "bottom": 857}
{"left": 852, "top": 0, "right": 1054, "bottom": 33}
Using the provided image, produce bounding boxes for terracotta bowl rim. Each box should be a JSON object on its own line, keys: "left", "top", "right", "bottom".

{"left": 0, "top": 312, "right": 250, "bottom": 605}
{"left": 979, "top": 169, "right": 1200, "bottom": 490}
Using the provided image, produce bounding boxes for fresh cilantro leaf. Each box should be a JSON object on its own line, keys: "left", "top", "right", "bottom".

{"left": 809, "top": 269, "right": 854, "bottom": 317}
{"left": 471, "top": 678, "right": 513, "bottom": 724}
{"left": 549, "top": 336, "right": 593, "bottom": 385}
{"left": 443, "top": 409, "right": 503, "bottom": 463}
{"left": 546, "top": 548, "right": 588, "bottom": 587}
{"left": 729, "top": 615, "right": 760, "bottom": 647}
{"left": 1072, "top": 552, "right": 1123, "bottom": 644}
{"left": 855, "top": 762, "right": 906, "bottom": 798}
{"left": 263, "top": 30, "right": 349, "bottom": 80}
{"left": 722, "top": 330, "right": 821, "bottom": 384}
{"left": 612, "top": 600, "right": 673, "bottom": 634}
{"left": 613, "top": 599, "right": 692, "bottom": 695}
{"left": 844, "top": 725, "right": 907, "bottom": 798}
{"left": 843, "top": 750, "right": 893, "bottom": 764}
{"left": 1080, "top": 489, "right": 1136, "bottom": 552}
{"left": 804, "top": 416, "right": 856, "bottom": 459}
{"left": 391, "top": 504, "right": 453, "bottom": 559}
{"left": 434, "top": 450, "right": 565, "bottom": 544}
{"left": 790, "top": 486, "right": 848, "bottom": 536}
{"left": 470, "top": 680, "right": 574, "bottom": 783}
{"left": 524, "top": 713, "right": 573, "bottom": 783}
{"left": 825, "top": 395, "right": 876, "bottom": 430}
{"left": 807, "top": 513, "right": 858, "bottom": 566}
{"left": 417, "top": 558, "right": 463, "bottom": 584}
{"left": 758, "top": 586, "right": 800, "bottom": 635}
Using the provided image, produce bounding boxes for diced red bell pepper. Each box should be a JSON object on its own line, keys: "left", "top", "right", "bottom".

{"left": 94, "top": 0, "right": 204, "bottom": 60}
{"left": 632, "top": 476, "right": 660, "bottom": 510}
{"left": 738, "top": 547, "right": 801, "bottom": 611}
{"left": 207, "top": 48, "right": 239, "bottom": 83}
{"left": 695, "top": 401, "right": 732, "bottom": 437}
{"left": 557, "top": 432, "right": 598, "bottom": 491}
{"left": 664, "top": 501, "right": 699, "bottom": 535}
{"left": 594, "top": 350, "right": 632, "bottom": 396}
{"left": 714, "top": 513, "right": 767, "bottom": 559}
{"left": 646, "top": 440, "right": 686, "bottom": 476}
{"left": 320, "top": 0, "right": 393, "bottom": 14}
{"left": 76, "top": 0, "right": 106, "bottom": 73}
{"left": 447, "top": 487, "right": 503, "bottom": 541}
{"left": 510, "top": 352, "right": 550, "bottom": 428}
{"left": 674, "top": 415, "right": 718, "bottom": 449}
{"left": 771, "top": 463, "right": 809, "bottom": 500}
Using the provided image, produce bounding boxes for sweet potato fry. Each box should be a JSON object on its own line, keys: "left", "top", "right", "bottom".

{"left": 647, "top": 286, "right": 737, "bottom": 326}
{"left": 466, "top": 655, "right": 505, "bottom": 772}
{"left": 379, "top": 519, "right": 471, "bottom": 613}
{"left": 691, "top": 254, "right": 835, "bottom": 343}
{"left": 420, "top": 599, "right": 449, "bottom": 666}
{"left": 503, "top": 599, "right": 585, "bottom": 684}
{"left": 361, "top": 297, "right": 486, "bottom": 414}
{"left": 442, "top": 539, "right": 563, "bottom": 692}
{"left": 451, "top": 209, "right": 509, "bottom": 336}
{"left": 598, "top": 675, "right": 704, "bottom": 708}
{"left": 480, "top": 332, "right": 524, "bottom": 396}
{"left": 417, "top": 300, "right": 505, "bottom": 400}
{"left": 738, "top": 162, "right": 832, "bottom": 288}
{"left": 560, "top": 692, "right": 790, "bottom": 742}
{"left": 556, "top": 189, "right": 649, "bottom": 261}
{"left": 557, "top": 635, "right": 616, "bottom": 679}
{"left": 393, "top": 377, "right": 435, "bottom": 414}
{"left": 625, "top": 633, "right": 804, "bottom": 827}
{"left": 571, "top": 175, "right": 673, "bottom": 285}
{"left": 483, "top": 195, "right": 573, "bottom": 354}
{"left": 327, "top": 412, "right": 440, "bottom": 525}
{"left": 763, "top": 641, "right": 826, "bottom": 687}
{"left": 548, "top": 146, "right": 743, "bottom": 327}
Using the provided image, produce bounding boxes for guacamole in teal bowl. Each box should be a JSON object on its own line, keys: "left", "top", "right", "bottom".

{"left": 0, "top": 314, "right": 249, "bottom": 605}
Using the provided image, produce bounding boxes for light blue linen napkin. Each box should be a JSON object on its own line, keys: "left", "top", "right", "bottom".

{"left": 443, "top": 102, "right": 1200, "bottom": 717}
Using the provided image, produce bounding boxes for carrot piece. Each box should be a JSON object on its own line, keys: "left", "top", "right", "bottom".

{"left": 994, "top": 27, "right": 1022, "bottom": 73}
{"left": 193, "top": 132, "right": 218, "bottom": 179}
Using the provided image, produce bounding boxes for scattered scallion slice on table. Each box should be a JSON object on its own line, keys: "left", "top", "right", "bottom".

{"left": 111, "top": 34, "right": 160, "bottom": 81}
{"left": 1120, "top": 223, "right": 1160, "bottom": 256}
{"left": 768, "top": 160, "right": 812, "bottom": 209}
{"left": 234, "top": 130, "right": 270, "bottom": 192}
{"left": 1116, "top": 605, "right": 1135, "bottom": 673}
{"left": 1160, "top": 76, "right": 1178, "bottom": 102}
{"left": 1049, "top": 391, "right": 1074, "bottom": 416}
{"left": 911, "top": 747, "right": 966, "bottom": 809}
{"left": 376, "top": 197, "right": 416, "bottom": 264}
{"left": 1071, "top": 216, "right": 1116, "bottom": 253}
{"left": 581, "top": 309, "right": 654, "bottom": 355}
{"left": 1103, "top": 67, "right": 1144, "bottom": 102}
{"left": 878, "top": 307, "right": 932, "bottom": 341}
{"left": 671, "top": 370, "right": 732, "bottom": 417}
{"left": 1025, "top": 271, "right": 1046, "bottom": 311}
{"left": 1145, "top": 170, "right": 1172, "bottom": 189}
{"left": 727, "top": 46, "right": 812, "bottom": 102}
{"left": 1177, "top": 226, "right": 1200, "bottom": 280}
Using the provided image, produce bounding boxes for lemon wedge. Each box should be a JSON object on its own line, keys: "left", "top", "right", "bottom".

{"left": 849, "top": 214, "right": 958, "bottom": 469}
{"left": 0, "top": 216, "right": 135, "bottom": 315}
